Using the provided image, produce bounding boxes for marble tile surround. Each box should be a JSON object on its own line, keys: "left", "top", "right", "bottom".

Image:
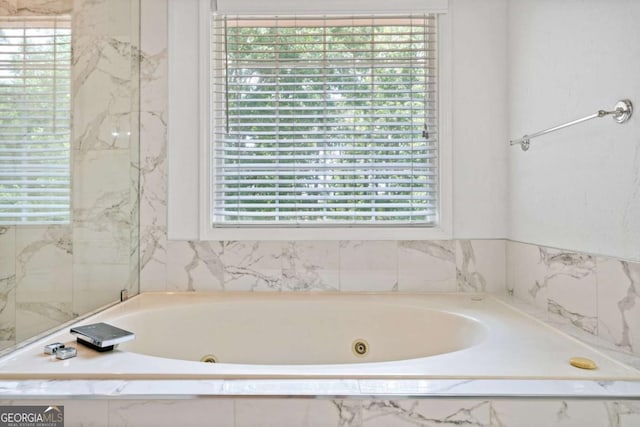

{"left": 0, "top": 397, "right": 638, "bottom": 426}
{"left": 143, "top": 238, "right": 506, "bottom": 294}
{"left": 507, "top": 240, "right": 640, "bottom": 359}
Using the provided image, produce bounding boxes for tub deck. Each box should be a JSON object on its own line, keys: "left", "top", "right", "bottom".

{"left": 0, "top": 292, "right": 639, "bottom": 381}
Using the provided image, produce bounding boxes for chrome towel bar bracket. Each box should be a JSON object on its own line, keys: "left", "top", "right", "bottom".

{"left": 510, "top": 99, "right": 633, "bottom": 151}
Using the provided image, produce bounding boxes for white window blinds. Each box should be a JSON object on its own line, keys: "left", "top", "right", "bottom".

{"left": 211, "top": 15, "right": 437, "bottom": 226}
{"left": 0, "top": 16, "right": 71, "bottom": 224}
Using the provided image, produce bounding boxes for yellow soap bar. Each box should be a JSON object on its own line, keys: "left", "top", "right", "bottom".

{"left": 569, "top": 357, "right": 597, "bottom": 370}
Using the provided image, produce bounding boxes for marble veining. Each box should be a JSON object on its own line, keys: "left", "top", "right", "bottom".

{"left": 548, "top": 299, "right": 598, "bottom": 335}
{"left": 14, "top": 227, "right": 72, "bottom": 310}
{"left": 15, "top": 226, "right": 71, "bottom": 282}
{"left": 3, "top": 378, "right": 640, "bottom": 399}
{"left": 280, "top": 242, "right": 340, "bottom": 291}
{"left": 507, "top": 241, "right": 640, "bottom": 360}
{"left": 492, "top": 400, "right": 640, "bottom": 427}
{"left": 153, "top": 238, "right": 504, "bottom": 294}
{"left": 138, "top": 100, "right": 167, "bottom": 283}
{"left": 181, "top": 242, "right": 225, "bottom": 291}
{"left": 139, "top": 0, "right": 168, "bottom": 293}
{"left": 611, "top": 262, "right": 640, "bottom": 352}
{"left": 0, "top": 275, "right": 15, "bottom": 349}
{"left": 15, "top": 301, "right": 73, "bottom": 331}
{"left": 152, "top": 238, "right": 509, "bottom": 293}
{"left": 497, "top": 294, "right": 640, "bottom": 371}
{"left": 0, "top": 396, "right": 636, "bottom": 427}
{"left": 508, "top": 242, "right": 598, "bottom": 336}
{"left": 399, "top": 240, "right": 454, "bottom": 262}
{"left": 598, "top": 259, "right": 640, "bottom": 355}
{"left": 528, "top": 248, "right": 596, "bottom": 301}
{"left": 456, "top": 240, "right": 488, "bottom": 292}
{"left": 541, "top": 248, "right": 597, "bottom": 280}
{"left": 140, "top": 50, "right": 166, "bottom": 100}
{"left": 166, "top": 241, "right": 341, "bottom": 292}
{"left": 397, "top": 240, "right": 456, "bottom": 291}
{"left": 605, "top": 401, "right": 640, "bottom": 426}
{"left": 13, "top": 226, "right": 74, "bottom": 339}
{"left": 0, "top": 226, "right": 16, "bottom": 349}
{"left": 139, "top": 111, "right": 167, "bottom": 217}
{"left": 354, "top": 399, "right": 494, "bottom": 426}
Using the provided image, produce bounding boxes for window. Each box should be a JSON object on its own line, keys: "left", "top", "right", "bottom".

{"left": 210, "top": 15, "right": 438, "bottom": 227}
{"left": 166, "top": 0, "right": 450, "bottom": 240}
{"left": 0, "top": 16, "right": 71, "bottom": 224}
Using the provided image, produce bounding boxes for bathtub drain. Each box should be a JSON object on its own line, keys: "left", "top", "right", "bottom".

{"left": 352, "top": 339, "right": 369, "bottom": 357}
{"left": 200, "top": 354, "right": 218, "bottom": 363}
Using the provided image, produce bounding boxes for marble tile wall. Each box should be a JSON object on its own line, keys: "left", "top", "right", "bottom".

{"left": 507, "top": 240, "right": 640, "bottom": 358}
{"left": 0, "top": 0, "right": 139, "bottom": 352}
{"left": 14, "top": 226, "right": 73, "bottom": 342}
{"left": 141, "top": 238, "right": 506, "bottom": 293}
{"left": 1, "top": 398, "right": 639, "bottom": 426}
{"left": 70, "top": 0, "right": 140, "bottom": 314}
{"left": 139, "top": 0, "right": 167, "bottom": 293}
{"left": 0, "top": 226, "right": 15, "bottom": 349}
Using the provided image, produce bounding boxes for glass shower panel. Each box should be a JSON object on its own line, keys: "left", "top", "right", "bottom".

{"left": 0, "top": 0, "right": 140, "bottom": 353}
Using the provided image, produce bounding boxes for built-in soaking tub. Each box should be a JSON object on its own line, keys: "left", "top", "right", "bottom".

{"left": 0, "top": 292, "right": 639, "bottom": 382}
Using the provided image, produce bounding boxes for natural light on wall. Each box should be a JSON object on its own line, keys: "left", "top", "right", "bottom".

{"left": 0, "top": 16, "right": 71, "bottom": 224}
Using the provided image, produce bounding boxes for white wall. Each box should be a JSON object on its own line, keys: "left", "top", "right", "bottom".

{"left": 451, "top": 0, "right": 508, "bottom": 239}
{"left": 508, "top": 0, "right": 640, "bottom": 261}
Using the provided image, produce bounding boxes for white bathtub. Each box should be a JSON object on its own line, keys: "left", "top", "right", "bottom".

{"left": 0, "top": 292, "right": 639, "bottom": 381}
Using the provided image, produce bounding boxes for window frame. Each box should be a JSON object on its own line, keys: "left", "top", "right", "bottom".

{"left": 167, "top": 0, "right": 452, "bottom": 241}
